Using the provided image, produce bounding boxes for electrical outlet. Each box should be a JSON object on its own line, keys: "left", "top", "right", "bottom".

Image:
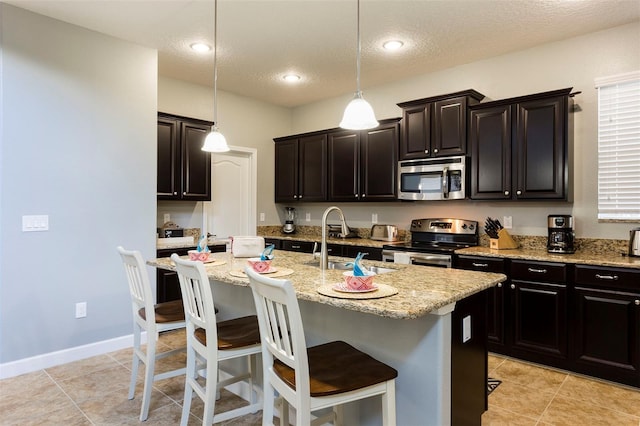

{"left": 163, "top": 213, "right": 170, "bottom": 223}
{"left": 259, "top": 212, "right": 265, "bottom": 222}
{"left": 372, "top": 213, "right": 378, "bottom": 224}
{"left": 503, "top": 216, "right": 513, "bottom": 229}
{"left": 305, "top": 213, "right": 311, "bottom": 222}
{"left": 75, "top": 302, "right": 87, "bottom": 318}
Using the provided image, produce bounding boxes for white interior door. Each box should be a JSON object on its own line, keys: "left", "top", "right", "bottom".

{"left": 205, "top": 147, "right": 257, "bottom": 240}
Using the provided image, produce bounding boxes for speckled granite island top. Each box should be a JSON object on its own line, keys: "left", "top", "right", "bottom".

{"left": 148, "top": 250, "right": 506, "bottom": 320}
{"left": 456, "top": 246, "right": 640, "bottom": 269}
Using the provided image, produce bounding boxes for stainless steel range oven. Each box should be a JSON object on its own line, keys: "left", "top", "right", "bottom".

{"left": 382, "top": 218, "right": 479, "bottom": 268}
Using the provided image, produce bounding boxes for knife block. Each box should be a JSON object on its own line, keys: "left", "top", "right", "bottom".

{"left": 489, "top": 229, "right": 519, "bottom": 250}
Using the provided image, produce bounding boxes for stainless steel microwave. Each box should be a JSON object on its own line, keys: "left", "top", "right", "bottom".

{"left": 398, "top": 156, "right": 466, "bottom": 201}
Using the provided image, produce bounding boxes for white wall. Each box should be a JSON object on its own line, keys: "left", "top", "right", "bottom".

{"left": 287, "top": 22, "right": 640, "bottom": 240}
{"left": 0, "top": 5, "right": 157, "bottom": 366}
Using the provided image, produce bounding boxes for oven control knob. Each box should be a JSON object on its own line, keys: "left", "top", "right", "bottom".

{"left": 462, "top": 224, "right": 467, "bottom": 229}
{"left": 469, "top": 224, "right": 475, "bottom": 230}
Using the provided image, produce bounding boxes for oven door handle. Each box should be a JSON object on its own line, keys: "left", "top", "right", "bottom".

{"left": 442, "top": 166, "right": 449, "bottom": 199}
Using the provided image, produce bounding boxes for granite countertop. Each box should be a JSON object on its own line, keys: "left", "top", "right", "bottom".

{"left": 148, "top": 250, "right": 506, "bottom": 320}
{"left": 456, "top": 246, "right": 640, "bottom": 270}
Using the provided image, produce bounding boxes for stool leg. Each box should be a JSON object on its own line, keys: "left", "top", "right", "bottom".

{"left": 381, "top": 380, "right": 396, "bottom": 426}
{"left": 128, "top": 325, "right": 141, "bottom": 400}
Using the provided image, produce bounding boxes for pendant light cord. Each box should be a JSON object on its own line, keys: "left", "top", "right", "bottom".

{"left": 356, "top": 0, "right": 361, "bottom": 95}
{"left": 213, "top": 0, "right": 219, "bottom": 127}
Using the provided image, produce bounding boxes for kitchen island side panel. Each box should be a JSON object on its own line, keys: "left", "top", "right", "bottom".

{"left": 211, "top": 279, "right": 455, "bottom": 426}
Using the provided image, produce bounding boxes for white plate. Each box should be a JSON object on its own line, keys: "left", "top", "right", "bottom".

{"left": 332, "top": 283, "right": 378, "bottom": 293}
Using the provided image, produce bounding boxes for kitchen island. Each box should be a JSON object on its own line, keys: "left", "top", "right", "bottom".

{"left": 149, "top": 250, "right": 506, "bottom": 425}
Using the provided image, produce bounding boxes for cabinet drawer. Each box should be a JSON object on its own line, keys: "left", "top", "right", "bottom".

{"left": 263, "top": 238, "right": 282, "bottom": 250}
{"left": 574, "top": 265, "right": 640, "bottom": 291}
{"left": 456, "top": 255, "right": 506, "bottom": 273}
{"left": 510, "top": 260, "right": 567, "bottom": 283}
{"left": 281, "top": 240, "right": 315, "bottom": 253}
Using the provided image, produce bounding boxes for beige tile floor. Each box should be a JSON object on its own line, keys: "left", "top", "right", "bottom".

{"left": 1, "top": 330, "right": 638, "bottom": 425}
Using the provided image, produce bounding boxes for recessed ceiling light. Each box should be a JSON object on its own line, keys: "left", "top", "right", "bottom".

{"left": 383, "top": 40, "right": 404, "bottom": 51}
{"left": 190, "top": 42, "right": 212, "bottom": 53}
{"left": 282, "top": 74, "right": 301, "bottom": 83}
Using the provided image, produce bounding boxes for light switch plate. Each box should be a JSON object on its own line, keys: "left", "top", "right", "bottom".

{"left": 259, "top": 212, "right": 265, "bottom": 222}
{"left": 305, "top": 213, "right": 311, "bottom": 222}
{"left": 22, "top": 215, "right": 49, "bottom": 232}
{"left": 372, "top": 213, "right": 378, "bottom": 224}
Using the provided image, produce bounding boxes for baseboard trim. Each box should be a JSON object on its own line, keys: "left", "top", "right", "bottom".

{"left": 0, "top": 333, "right": 141, "bottom": 380}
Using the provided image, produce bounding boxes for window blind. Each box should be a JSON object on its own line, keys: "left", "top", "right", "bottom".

{"left": 596, "top": 71, "right": 640, "bottom": 221}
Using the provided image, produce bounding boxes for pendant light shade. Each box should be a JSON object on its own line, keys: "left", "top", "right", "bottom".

{"left": 340, "top": 0, "right": 378, "bottom": 130}
{"left": 201, "top": 126, "right": 228, "bottom": 152}
{"left": 340, "top": 91, "right": 379, "bottom": 130}
{"left": 202, "top": 0, "right": 230, "bottom": 153}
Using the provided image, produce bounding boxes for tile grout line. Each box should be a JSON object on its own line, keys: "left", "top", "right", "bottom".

{"left": 43, "top": 368, "right": 96, "bottom": 425}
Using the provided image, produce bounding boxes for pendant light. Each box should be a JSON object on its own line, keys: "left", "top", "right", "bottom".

{"left": 339, "top": 0, "right": 378, "bottom": 130}
{"left": 202, "top": 0, "right": 230, "bottom": 152}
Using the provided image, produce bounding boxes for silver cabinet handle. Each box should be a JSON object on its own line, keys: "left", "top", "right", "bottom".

{"left": 291, "top": 245, "right": 301, "bottom": 249}
{"left": 528, "top": 268, "right": 547, "bottom": 274}
{"left": 425, "top": 149, "right": 429, "bottom": 154}
{"left": 516, "top": 190, "right": 522, "bottom": 195}
{"left": 472, "top": 262, "right": 489, "bottom": 268}
{"left": 504, "top": 191, "right": 510, "bottom": 196}
{"left": 293, "top": 195, "right": 298, "bottom": 199}
{"left": 173, "top": 192, "right": 178, "bottom": 195}
{"left": 635, "top": 300, "right": 640, "bottom": 306}
{"left": 299, "top": 195, "right": 302, "bottom": 199}
{"left": 434, "top": 149, "right": 439, "bottom": 153}
{"left": 510, "top": 284, "right": 516, "bottom": 289}
{"left": 183, "top": 192, "right": 186, "bottom": 195}
{"left": 595, "top": 274, "right": 619, "bottom": 280}
{"left": 497, "top": 283, "right": 502, "bottom": 288}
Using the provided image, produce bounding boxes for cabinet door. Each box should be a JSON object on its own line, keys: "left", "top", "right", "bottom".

{"left": 157, "top": 117, "right": 180, "bottom": 199}
{"left": 298, "top": 134, "right": 327, "bottom": 202}
{"left": 180, "top": 121, "right": 211, "bottom": 201}
{"left": 513, "top": 96, "right": 566, "bottom": 199}
{"left": 328, "top": 131, "right": 360, "bottom": 202}
{"left": 455, "top": 256, "right": 507, "bottom": 351}
{"left": 433, "top": 96, "right": 467, "bottom": 157}
{"left": 572, "top": 286, "right": 640, "bottom": 387}
{"left": 360, "top": 122, "right": 398, "bottom": 200}
{"left": 400, "top": 104, "right": 430, "bottom": 160}
{"left": 275, "top": 138, "right": 299, "bottom": 202}
{"left": 511, "top": 280, "right": 568, "bottom": 364}
{"left": 469, "top": 105, "right": 512, "bottom": 199}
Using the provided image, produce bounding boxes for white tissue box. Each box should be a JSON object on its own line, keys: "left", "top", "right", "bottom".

{"left": 230, "top": 236, "right": 265, "bottom": 258}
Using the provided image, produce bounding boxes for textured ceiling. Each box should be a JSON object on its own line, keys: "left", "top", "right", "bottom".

{"left": 7, "top": 0, "right": 640, "bottom": 107}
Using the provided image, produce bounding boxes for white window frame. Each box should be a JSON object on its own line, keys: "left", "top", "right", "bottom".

{"left": 595, "top": 71, "right": 640, "bottom": 222}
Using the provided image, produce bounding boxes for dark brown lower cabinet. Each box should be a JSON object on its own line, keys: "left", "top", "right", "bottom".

{"left": 572, "top": 265, "right": 640, "bottom": 387}
{"left": 156, "top": 244, "right": 226, "bottom": 303}
{"left": 455, "top": 255, "right": 507, "bottom": 352}
{"left": 454, "top": 255, "right": 639, "bottom": 388}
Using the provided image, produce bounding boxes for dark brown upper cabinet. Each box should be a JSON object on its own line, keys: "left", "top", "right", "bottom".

{"left": 157, "top": 113, "right": 212, "bottom": 201}
{"left": 274, "top": 133, "right": 327, "bottom": 203}
{"left": 328, "top": 119, "right": 400, "bottom": 202}
{"left": 469, "top": 88, "right": 572, "bottom": 200}
{"left": 397, "top": 90, "right": 485, "bottom": 160}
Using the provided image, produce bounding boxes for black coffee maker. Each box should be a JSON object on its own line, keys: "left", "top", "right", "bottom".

{"left": 547, "top": 215, "right": 575, "bottom": 254}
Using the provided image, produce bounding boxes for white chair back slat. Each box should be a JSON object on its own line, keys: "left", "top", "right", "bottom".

{"left": 172, "top": 255, "right": 215, "bottom": 339}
